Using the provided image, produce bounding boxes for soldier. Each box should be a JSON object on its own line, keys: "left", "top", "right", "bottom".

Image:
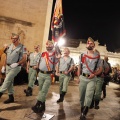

{"left": 56, "top": 47, "right": 74, "bottom": 103}
{"left": 24, "top": 45, "right": 41, "bottom": 96}
{"left": 31, "top": 40, "right": 61, "bottom": 113}
{"left": 0, "top": 33, "right": 27, "bottom": 104}
{"left": 101, "top": 56, "right": 112, "bottom": 100}
{"left": 77, "top": 37, "right": 103, "bottom": 120}
{"left": 90, "top": 49, "right": 108, "bottom": 109}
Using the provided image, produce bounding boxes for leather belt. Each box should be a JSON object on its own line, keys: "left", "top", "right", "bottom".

{"left": 97, "top": 75, "right": 101, "bottom": 77}
{"left": 7, "top": 64, "right": 11, "bottom": 66}
{"left": 82, "top": 73, "right": 90, "bottom": 77}
{"left": 30, "top": 66, "right": 33, "bottom": 68}
{"left": 60, "top": 71, "right": 65, "bottom": 74}
{"left": 39, "top": 70, "right": 53, "bottom": 74}
{"left": 7, "top": 63, "right": 21, "bottom": 66}
{"left": 97, "top": 73, "right": 102, "bottom": 77}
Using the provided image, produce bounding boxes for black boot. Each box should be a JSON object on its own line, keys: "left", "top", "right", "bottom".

{"left": 94, "top": 100, "right": 99, "bottom": 109}
{"left": 42, "top": 102, "right": 45, "bottom": 111}
{"left": 35, "top": 80, "right": 39, "bottom": 86}
{"left": 32, "top": 101, "right": 45, "bottom": 113}
{"left": 80, "top": 106, "right": 88, "bottom": 120}
{"left": 24, "top": 87, "right": 32, "bottom": 96}
{"left": 90, "top": 99, "right": 94, "bottom": 109}
{"left": 57, "top": 94, "right": 62, "bottom": 103}
{"left": 0, "top": 92, "right": 3, "bottom": 98}
{"left": 4, "top": 94, "right": 14, "bottom": 104}
{"left": 81, "top": 106, "right": 84, "bottom": 113}
{"left": 80, "top": 106, "right": 84, "bottom": 120}
{"left": 57, "top": 92, "right": 66, "bottom": 103}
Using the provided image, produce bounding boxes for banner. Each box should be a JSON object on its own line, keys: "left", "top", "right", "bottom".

{"left": 51, "top": 0, "right": 66, "bottom": 42}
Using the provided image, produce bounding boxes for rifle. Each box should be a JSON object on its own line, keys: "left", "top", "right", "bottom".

{"left": 54, "top": 43, "right": 62, "bottom": 55}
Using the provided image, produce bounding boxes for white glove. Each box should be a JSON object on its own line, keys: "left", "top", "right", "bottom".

{"left": 10, "top": 63, "right": 19, "bottom": 68}
{"left": 1, "top": 66, "right": 5, "bottom": 73}
{"left": 37, "top": 77, "right": 39, "bottom": 80}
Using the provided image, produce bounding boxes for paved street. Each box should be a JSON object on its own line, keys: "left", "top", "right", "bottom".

{"left": 0, "top": 81, "right": 120, "bottom": 120}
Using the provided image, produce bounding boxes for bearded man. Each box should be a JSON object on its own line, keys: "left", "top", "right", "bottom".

{"left": 77, "top": 37, "right": 103, "bottom": 120}
{"left": 32, "top": 40, "right": 61, "bottom": 113}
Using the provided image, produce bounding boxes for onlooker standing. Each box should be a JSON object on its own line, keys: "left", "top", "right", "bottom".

{"left": 112, "top": 67, "right": 118, "bottom": 83}
{"left": 117, "top": 69, "right": 120, "bottom": 84}
{"left": 0, "top": 45, "right": 8, "bottom": 86}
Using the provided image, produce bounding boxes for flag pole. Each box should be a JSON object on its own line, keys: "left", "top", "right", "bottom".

{"left": 51, "top": 0, "right": 66, "bottom": 44}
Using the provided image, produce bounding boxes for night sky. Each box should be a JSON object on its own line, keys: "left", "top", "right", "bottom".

{"left": 49, "top": 0, "right": 120, "bottom": 52}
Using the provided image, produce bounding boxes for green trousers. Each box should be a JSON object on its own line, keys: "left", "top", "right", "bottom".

{"left": 79, "top": 75, "right": 96, "bottom": 107}
{"left": 37, "top": 72, "right": 51, "bottom": 102}
{"left": 0, "top": 65, "right": 21, "bottom": 95}
{"left": 94, "top": 77, "right": 104, "bottom": 100}
{"left": 28, "top": 67, "right": 37, "bottom": 88}
{"left": 59, "top": 74, "right": 70, "bottom": 94}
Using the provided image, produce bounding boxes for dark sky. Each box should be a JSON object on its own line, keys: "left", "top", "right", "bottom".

{"left": 49, "top": 0, "right": 120, "bottom": 52}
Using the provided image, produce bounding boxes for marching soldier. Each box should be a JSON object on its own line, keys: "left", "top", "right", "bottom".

{"left": 0, "top": 33, "right": 27, "bottom": 104}
{"left": 32, "top": 40, "right": 61, "bottom": 113}
{"left": 77, "top": 37, "right": 103, "bottom": 120}
{"left": 101, "top": 56, "right": 112, "bottom": 100}
{"left": 24, "top": 45, "right": 41, "bottom": 96}
{"left": 56, "top": 47, "right": 74, "bottom": 103}
{"left": 90, "top": 49, "right": 108, "bottom": 109}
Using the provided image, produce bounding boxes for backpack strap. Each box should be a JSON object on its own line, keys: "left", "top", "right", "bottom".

{"left": 67, "top": 58, "right": 73, "bottom": 71}
{"left": 94, "top": 58, "right": 100, "bottom": 71}
{"left": 84, "top": 56, "right": 100, "bottom": 74}
{"left": 80, "top": 53, "right": 83, "bottom": 74}
{"left": 38, "top": 52, "right": 43, "bottom": 68}
{"left": 17, "top": 44, "right": 23, "bottom": 62}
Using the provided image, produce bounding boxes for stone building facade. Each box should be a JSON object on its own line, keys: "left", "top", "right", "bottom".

{"left": 0, "top": 0, "right": 53, "bottom": 52}
{"left": 0, "top": 1, "right": 119, "bottom": 68}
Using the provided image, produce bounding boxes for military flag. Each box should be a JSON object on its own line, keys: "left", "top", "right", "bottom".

{"left": 51, "top": 0, "right": 66, "bottom": 42}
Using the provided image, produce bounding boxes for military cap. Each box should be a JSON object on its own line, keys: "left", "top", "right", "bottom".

{"left": 87, "top": 37, "right": 94, "bottom": 43}
{"left": 11, "top": 33, "right": 19, "bottom": 39}
{"left": 46, "top": 40, "right": 54, "bottom": 45}
{"left": 34, "top": 45, "right": 40, "bottom": 49}
{"left": 87, "top": 37, "right": 95, "bottom": 45}
{"left": 104, "top": 55, "right": 109, "bottom": 60}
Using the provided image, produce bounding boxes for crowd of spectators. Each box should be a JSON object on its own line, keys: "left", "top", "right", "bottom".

{"left": 110, "top": 67, "right": 120, "bottom": 84}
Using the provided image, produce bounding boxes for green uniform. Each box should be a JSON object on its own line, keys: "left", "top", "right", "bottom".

{"left": 79, "top": 52, "right": 102, "bottom": 107}
{"left": 94, "top": 59, "right": 108, "bottom": 100}
{"left": 28, "top": 52, "right": 41, "bottom": 88}
{"left": 90, "top": 59, "right": 109, "bottom": 109}
{"left": 58, "top": 57, "right": 74, "bottom": 94}
{"left": 101, "top": 60, "right": 110, "bottom": 98}
{"left": 37, "top": 51, "right": 58, "bottom": 102}
{"left": 0, "top": 43, "right": 27, "bottom": 95}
